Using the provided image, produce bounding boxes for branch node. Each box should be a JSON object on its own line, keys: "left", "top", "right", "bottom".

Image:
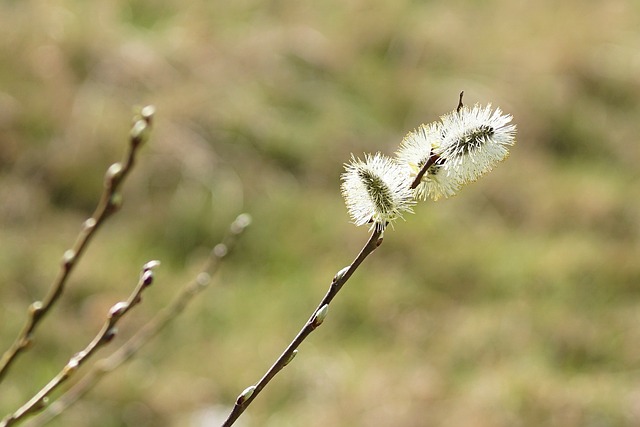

{"left": 140, "top": 105, "right": 156, "bottom": 124}
{"left": 332, "top": 266, "right": 350, "bottom": 284}
{"left": 33, "top": 396, "right": 49, "bottom": 411}
{"left": 28, "top": 301, "right": 44, "bottom": 316}
{"left": 82, "top": 218, "right": 97, "bottom": 231}
{"left": 213, "top": 243, "right": 228, "bottom": 258}
{"left": 283, "top": 349, "right": 298, "bottom": 367}
{"left": 107, "top": 193, "right": 123, "bottom": 212}
{"left": 104, "top": 327, "right": 118, "bottom": 343}
{"left": 129, "top": 120, "right": 148, "bottom": 147}
{"left": 61, "top": 250, "right": 76, "bottom": 269}
{"left": 19, "top": 336, "right": 33, "bottom": 350}
{"left": 109, "top": 302, "right": 128, "bottom": 319}
{"left": 196, "top": 272, "right": 211, "bottom": 288}
{"left": 105, "top": 163, "right": 124, "bottom": 187}
{"left": 141, "top": 270, "right": 154, "bottom": 287}
{"left": 230, "top": 213, "right": 252, "bottom": 234}
{"left": 236, "top": 386, "right": 256, "bottom": 406}
{"left": 312, "top": 304, "right": 329, "bottom": 327}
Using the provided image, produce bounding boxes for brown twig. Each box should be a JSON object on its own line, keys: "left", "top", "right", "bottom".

{"left": 410, "top": 153, "right": 440, "bottom": 190}
{"left": 0, "top": 261, "right": 160, "bottom": 427}
{"left": 409, "top": 90, "right": 464, "bottom": 190}
{"left": 23, "top": 214, "right": 252, "bottom": 427}
{"left": 0, "top": 106, "right": 156, "bottom": 384}
{"left": 221, "top": 229, "right": 383, "bottom": 427}
{"left": 457, "top": 90, "right": 465, "bottom": 113}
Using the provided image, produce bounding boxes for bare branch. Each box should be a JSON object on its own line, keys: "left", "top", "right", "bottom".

{"left": 0, "top": 106, "right": 156, "bottom": 383}
{"left": 0, "top": 261, "right": 160, "bottom": 427}
{"left": 23, "top": 214, "right": 252, "bottom": 427}
{"left": 457, "top": 90, "right": 465, "bottom": 113}
{"left": 221, "top": 229, "right": 383, "bottom": 426}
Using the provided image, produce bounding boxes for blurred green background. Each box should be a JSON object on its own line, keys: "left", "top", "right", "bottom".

{"left": 1, "top": 0, "right": 640, "bottom": 426}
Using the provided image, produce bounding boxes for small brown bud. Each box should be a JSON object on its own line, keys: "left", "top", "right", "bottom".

{"left": 105, "top": 163, "right": 124, "bottom": 184}
{"left": 196, "top": 272, "right": 211, "bottom": 288}
{"left": 333, "top": 266, "right": 350, "bottom": 284}
{"left": 141, "top": 270, "right": 154, "bottom": 287}
{"left": 312, "top": 304, "right": 329, "bottom": 327}
{"left": 109, "top": 302, "right": 128, "bottom": 318}
{"left": 29, "top": 301, "right": 44, "bottom": 315}
{"left": 62, "top": 250, "right": 76, "bottom": 268}
{"left": 143, "top": 260, "right": 161, "bottom": 271}
{"left": 141, "top": 105, "right": 156, "bottom": 122}
{"left": 213, "top": 243, "right": 228, "bottom": 258}
{"left": 83, "top": 218, "right": 97, "bottom": 231}
{"left": 283, "top": 349, "right": 298, "bottom": 367}
{"left": 63, "top": 357, "right": 80, "bottom": 376}
{"left": 33, "top": 396, "right": 49, "bottom": 411}
{"left": 108, "top": 192, "right": 123, "bottom": 211}
{"left": 130, "top": 119, "right": 147, "bottom": 141}
{"left": 236, "top": 385, "right": 256, "bottom": 405}
{"left": 104, "top": 327, "right": 118, "bottom": 343}
{"left": 231, "top": 213, "right": 252, "bottom": 234}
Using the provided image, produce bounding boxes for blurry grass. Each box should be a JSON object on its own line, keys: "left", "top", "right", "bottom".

{"left": 1, "top": 0, "right": 640, "bottom": 426}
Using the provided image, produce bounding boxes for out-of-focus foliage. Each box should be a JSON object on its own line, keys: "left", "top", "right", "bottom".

{"left": 1, "top": 0, "right": 639, "bottom": 426}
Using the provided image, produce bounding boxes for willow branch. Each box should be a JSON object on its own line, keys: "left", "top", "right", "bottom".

{"left": 23, "top": 214, "right": 252, "bottom": 427}
{"left": 0, "top": 261, "right": 160, "bottom": 427}
{"left": 0, "top": 106, "right": 156, "bottom": 384}
{"left": 222, "top": 229, "right": 383, "bottom": 427}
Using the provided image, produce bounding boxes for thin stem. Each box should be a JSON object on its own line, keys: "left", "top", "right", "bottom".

{"left": 410, "top": 153, "right": 440, "bottom": 190}
{"left": 0, "top": 106, "right": 155, "bottom": 384}
{"left": 23, "top": 214, "right": 252, "bottom": 427}
{"left": 410, "top": 90, "right": 464, "bottom": 190}
{"left": 457, "top": 90, "right": 465, "bottom": 113}
{"left": 0, "top": 261, "right": 160, "bottom": 427}
{"left": 222, "top": 229, "right": 383, "bottom": 427}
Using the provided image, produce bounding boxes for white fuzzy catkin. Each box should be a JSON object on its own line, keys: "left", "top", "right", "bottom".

{"left": 340, "top": 153, "right": 415, "bottom": 231}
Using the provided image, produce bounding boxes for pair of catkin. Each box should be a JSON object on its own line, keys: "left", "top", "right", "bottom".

{"left": 341, "top": 103, "right": 516, "bottom": 231}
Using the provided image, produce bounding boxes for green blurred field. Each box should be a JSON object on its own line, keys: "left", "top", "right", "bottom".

{"left": 1, "top": 0, "right": 640, "bottom": 426}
